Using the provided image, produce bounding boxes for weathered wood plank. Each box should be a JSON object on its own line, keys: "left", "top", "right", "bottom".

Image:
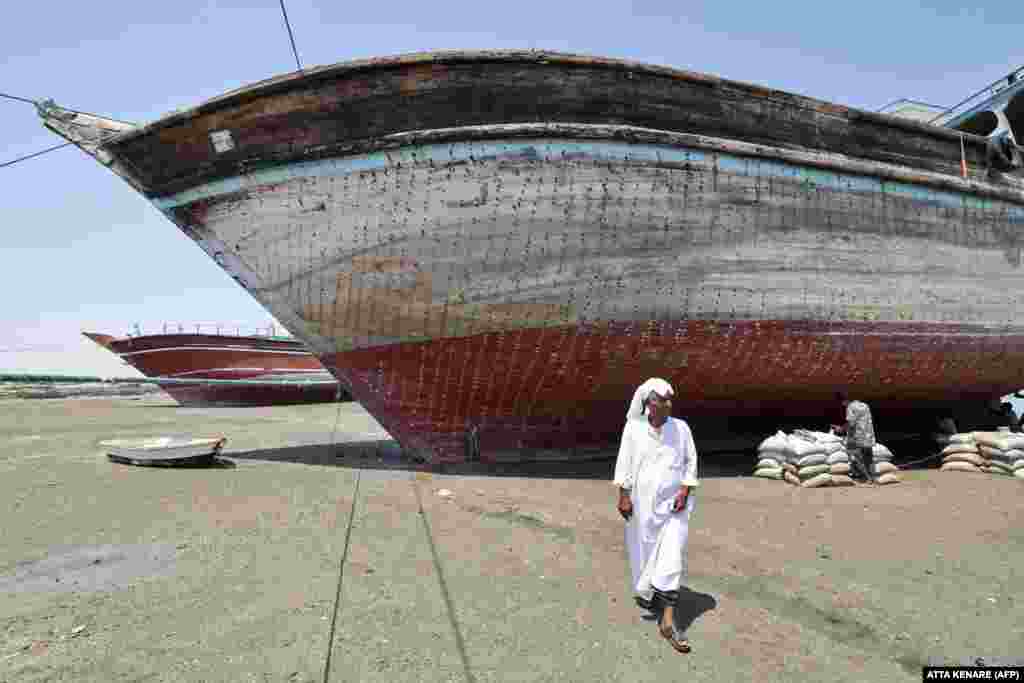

{"left": 102, "top": 54, "right": 1007, "bottom": 199}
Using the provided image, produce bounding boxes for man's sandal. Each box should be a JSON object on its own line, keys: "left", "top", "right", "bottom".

{"left": 659, "top": 619, "right": 692, "bottom": 654}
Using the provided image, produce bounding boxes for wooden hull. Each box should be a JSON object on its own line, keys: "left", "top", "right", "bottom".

{"left": 83, "top": 332, "right": 342, "bottom": 407}
{"left": 323, "top": 319, "right": 1024, "bottom": 462}
{"left": 47, "top": 51, "right": 1024, "bottom": 463}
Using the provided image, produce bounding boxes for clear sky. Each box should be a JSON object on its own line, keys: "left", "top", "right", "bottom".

{"left": 1, "top": 0, "right": 1020, "bottom": 376}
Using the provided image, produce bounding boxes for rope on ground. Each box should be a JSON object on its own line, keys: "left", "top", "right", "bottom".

{"left": 896, "top": 451, "right": 945, "bottom": 470}
{"left": 321, "top": 392, "right": 358, "bottom": 683}
{"left": 413, "top": 479, "right": 478, "bottom": 683}
{"left": 321, "top": 469, "right": 361, "bottom": 683}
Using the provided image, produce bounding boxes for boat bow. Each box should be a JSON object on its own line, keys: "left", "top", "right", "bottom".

{"left": 37, "top": 100, "right": 142, "bottom": 189}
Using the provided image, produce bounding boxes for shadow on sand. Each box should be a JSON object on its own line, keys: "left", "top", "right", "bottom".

{"left": 106, "top": 455, "right": 238, "bottom": 470}
{"left": 672, "top": 587, "right": 719, "bottom": 633}
{"left": 640, "top": 586, "right": 719, "bottom": 636}
{"left": 220, "top": 440, "right": 758, "bottom": 479}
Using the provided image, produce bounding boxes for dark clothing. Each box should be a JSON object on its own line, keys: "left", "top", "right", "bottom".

{"left": 989, "top": 404, "right": 1017, "bottom": 431}
{"left": 850, "top": 446, "right": 876, "bottom": 483}
{"left": 653, "top": 588, "right": 679, "bottom": 608}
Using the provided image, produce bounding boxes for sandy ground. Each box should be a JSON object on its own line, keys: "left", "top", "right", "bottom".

{"left": 0, "top": 396, "right": 1021, "bottom": 682}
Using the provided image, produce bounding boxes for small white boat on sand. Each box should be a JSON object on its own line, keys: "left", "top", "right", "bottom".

{"left": 99, "top": 436, "right": 226, "bottom": 467}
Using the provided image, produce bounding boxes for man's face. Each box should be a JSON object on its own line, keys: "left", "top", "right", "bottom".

{"left": 647, "top": 391, "right": 673, "bottom": 424}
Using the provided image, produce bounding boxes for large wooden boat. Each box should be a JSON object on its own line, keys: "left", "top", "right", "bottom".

{"left": 43, "top": 51, "right": 1024, "bottom": 463}
{"left": 83, "top": 331, "right": 343, "bottom": 407}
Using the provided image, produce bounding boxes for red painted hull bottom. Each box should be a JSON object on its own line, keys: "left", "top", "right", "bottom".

{"left": 323, "top": 319, "right": 1024, "bottom": 464}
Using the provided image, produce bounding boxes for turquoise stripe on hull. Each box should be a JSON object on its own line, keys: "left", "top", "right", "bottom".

{"left": 154, "top": 138, "right": 1024, "bottom": 220}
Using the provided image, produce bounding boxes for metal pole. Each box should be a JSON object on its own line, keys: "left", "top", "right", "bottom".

{"left": 928, "top": 66, "right": 1024, "bottom": 124}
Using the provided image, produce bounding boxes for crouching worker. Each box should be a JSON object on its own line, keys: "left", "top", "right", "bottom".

{"left": 832, "top": 391, "right": 878, "bottom": 484}
{"left": 614, "top": 378, "right": 699, "bottom": 654}
{"left": 985, "top": 398, "right": 1017, "bottom": 432}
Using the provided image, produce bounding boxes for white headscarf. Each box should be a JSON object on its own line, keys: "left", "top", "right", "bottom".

{"left": 626, "top": 378, "right": 674, "bottom": 422}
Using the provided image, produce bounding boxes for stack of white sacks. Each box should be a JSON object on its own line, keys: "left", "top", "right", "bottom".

{"left": 938, "top": 429, "right": 1024, "bottom": 479}
{"left": 753, "top": 429, "right": 900, "bottom": 487}
{"left": 790, "top": 430, "right": 853, "bottom": 488}
{"left": 977, "top": 432, "right": 1024, "bottom": 479}
{"left": 871, "top": 443, "right": 901, "bottom": 483}
{"left": 753, "top": 432, "right": 790, "bottom": 481}
{"left": 936, "top": 431, "right": 984, "bottom": 473}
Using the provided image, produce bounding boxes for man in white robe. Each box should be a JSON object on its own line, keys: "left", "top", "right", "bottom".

{"left": 613, "top": 378, "right": 699, "bottom": 654}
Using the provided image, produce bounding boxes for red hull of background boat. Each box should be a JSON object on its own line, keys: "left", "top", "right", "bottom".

{"left": 84, "top": 332, "right": 343, "bottom": 407}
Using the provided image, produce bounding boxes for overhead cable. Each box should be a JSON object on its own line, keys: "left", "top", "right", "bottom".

{"left": 0, "top": 91, "right": 38, "bottom": 105}
{"left": 0, "top": 142, "right": 74, "bottom": 170}
{"left": 2, "top": 90, "right": 137, "bottom": 125}
{"left": 278, "top": 0, "right": 303, "bottom": 72}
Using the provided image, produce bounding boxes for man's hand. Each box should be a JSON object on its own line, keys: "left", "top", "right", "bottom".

{"left": 672, "top": 488, "right": 689, "bottom": 513}
{"left": 618, "top": 494, "right": 633, "bottom": 520}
